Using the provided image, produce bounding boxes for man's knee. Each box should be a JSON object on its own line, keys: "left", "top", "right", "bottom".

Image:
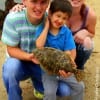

{"left": 2, "top": 58, "right": 22, "bottom": 80}
{"left": 57, "top": 81, "right": 71, "bottom": 96}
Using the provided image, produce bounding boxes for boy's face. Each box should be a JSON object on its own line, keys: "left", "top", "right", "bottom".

{"left": 23, "top": 0, "right": 49, "bottom": 23}
{"left": 49, "top": 11, "right": 69, "bottom": 29}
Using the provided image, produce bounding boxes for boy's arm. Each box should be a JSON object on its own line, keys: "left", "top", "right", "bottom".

{"left": 65, "top": 49, "right": 77, "bottom": 68}
{"left": 64, "top": 49, "right": 76, "bottom": 60}
{"left": 36, "top": 17, "right": 49, "bottom": 48}
{"left": 59, "top": 49, "right": 76, "bottom": 78}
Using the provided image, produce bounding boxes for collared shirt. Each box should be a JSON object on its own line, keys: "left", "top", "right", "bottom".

{"left": 36, "top": 25, "right": 76, "bottom": 51}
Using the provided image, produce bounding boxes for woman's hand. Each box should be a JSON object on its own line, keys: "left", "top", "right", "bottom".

{"left": 74, "top": 29, "right": 93, "bottom": 49}
{"left": 10, "top": 4, "right": 25, "bottom": 12}
{"left": 74, "top": 29, "right": 89, "bottom": 45}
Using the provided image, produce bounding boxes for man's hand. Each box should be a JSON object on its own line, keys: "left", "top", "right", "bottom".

{"left": 29, "top": 53, "right": 39, "bottom": 64}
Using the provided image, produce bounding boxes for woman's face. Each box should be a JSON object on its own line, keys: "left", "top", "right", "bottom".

{"left": 69, "top": 0, "right": 84, "bottom": 8}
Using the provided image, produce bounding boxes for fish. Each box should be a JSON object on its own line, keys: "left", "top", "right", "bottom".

{"left": 33, "top": 47, "right": 84, "bottom": 81}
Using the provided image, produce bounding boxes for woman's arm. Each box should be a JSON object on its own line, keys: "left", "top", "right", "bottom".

{"left": 74, "top": 7, "right": 97, "bottom": 45}
{"left": 75, "top": 7, "right": 97, "bottom": 43}
{"left": 86, "top": 7, "right": 97, "bottom": 38}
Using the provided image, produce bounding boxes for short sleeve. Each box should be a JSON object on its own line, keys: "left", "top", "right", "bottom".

{"left": 64, "top": 29, "right": 76, "bottom": 50}
{"left": 1, "top": 13, "right": 20, "bottom": 46}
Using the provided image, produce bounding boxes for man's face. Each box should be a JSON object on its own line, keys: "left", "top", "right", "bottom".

{"left": 23, "top": 0, "right": 49, "bottom": 23}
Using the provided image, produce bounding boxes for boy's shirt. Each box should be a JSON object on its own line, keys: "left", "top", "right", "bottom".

{"left": 36, "top": 25, "right": 76, "bottom": 51}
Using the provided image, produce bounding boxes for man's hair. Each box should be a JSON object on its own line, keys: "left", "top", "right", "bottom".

{"left": 49, "top": 0, "right": 72, "bottom": 17}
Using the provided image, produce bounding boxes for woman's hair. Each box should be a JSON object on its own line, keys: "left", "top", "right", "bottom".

{"left": 5, "top": 0, "right": 16, "bottom": 11}
{"left": 80, "top": 4, "right": 87, "bottom": 19}
{"left": 49, "top": 0, "right": 72, "bottom": 18}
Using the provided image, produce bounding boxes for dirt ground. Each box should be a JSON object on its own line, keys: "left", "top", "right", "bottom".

{"left": 0, "top": 0, "right": 100, "bottom": 100}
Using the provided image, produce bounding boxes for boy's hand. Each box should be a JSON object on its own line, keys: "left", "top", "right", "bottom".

{"left": 59, "top": 70, "right": 72, "bottom": 78}
{"left": 44, "top": 16, "right": 50, "bottom": 30}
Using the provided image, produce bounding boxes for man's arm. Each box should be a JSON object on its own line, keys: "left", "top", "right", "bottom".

{"left": 7, "top": 46, "right": 39, "bottom": 64}
{"left": 7, "top": 46, "right": 32, "bottom": 61}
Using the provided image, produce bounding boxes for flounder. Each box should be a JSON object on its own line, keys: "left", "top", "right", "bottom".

{"left": 33, "top": 47, "right": 84, "bottom": 81}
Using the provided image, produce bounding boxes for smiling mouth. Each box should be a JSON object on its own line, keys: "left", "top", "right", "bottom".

{"left": 56, "top": 23, "right": 61, "bottom": 27}
{"left": 72, "top": 0, "right": 81, "bottom": 3}
{"left": 34, "top": 10, "right": 42, "bottom": 16}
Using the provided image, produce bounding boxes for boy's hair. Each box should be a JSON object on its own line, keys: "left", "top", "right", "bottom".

{"left": 49, "top": 0, "right": 72, "bottom": 17}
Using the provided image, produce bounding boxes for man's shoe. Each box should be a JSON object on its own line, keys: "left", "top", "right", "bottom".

{"left": 33, "top": 89, "right": 44, "bottom": 99}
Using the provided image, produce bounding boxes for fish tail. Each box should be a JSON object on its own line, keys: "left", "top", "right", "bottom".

{"left": 74, "top": 69, "right": 85, "bottom": 82}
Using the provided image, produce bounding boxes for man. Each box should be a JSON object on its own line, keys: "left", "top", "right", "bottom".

{"left": 1, "top": 0, "right": 70, "bottom": 100}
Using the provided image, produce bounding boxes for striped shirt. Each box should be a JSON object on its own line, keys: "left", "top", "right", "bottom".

{"left": 2, "top": 9, "right": 44, "bottom": 53}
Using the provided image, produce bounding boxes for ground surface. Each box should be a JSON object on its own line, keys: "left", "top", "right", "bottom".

{"left": 0, "top": 0, "right": 100, "bottom": 100}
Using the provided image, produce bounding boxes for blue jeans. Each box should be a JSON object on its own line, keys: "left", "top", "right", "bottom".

{"left": 75, "top": 43, "right": 93, "bottom": 69}
{"left": 2, "top": 58, "right": 70, "bottom": 100}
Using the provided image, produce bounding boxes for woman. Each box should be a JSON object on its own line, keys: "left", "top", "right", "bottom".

{"left": 69, "top": 0, "right": 97, "bottom": 69}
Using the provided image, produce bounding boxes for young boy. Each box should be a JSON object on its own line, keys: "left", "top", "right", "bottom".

{"left": 35, "top": 0, "right": 84, "bottom": 100}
